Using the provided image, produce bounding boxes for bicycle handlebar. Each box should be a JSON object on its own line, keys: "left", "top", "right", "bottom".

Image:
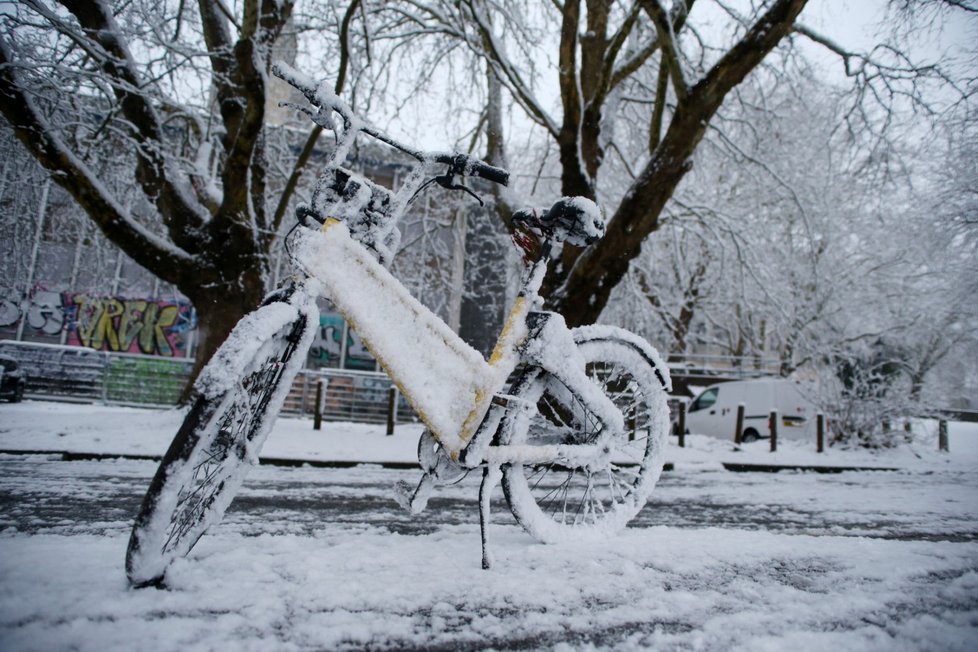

{"left": 436, "top": 153, "right": 510, "bottom": 187}
{"left": 272, "top": 62, "right": 510, "bottom": 188}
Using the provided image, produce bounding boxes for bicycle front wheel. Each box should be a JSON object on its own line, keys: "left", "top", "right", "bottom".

{"left": 126, "top": 301, "right": 314, "bottom": 587}
{"left": 501, "top": 327, "right": 670, "bottom": 543}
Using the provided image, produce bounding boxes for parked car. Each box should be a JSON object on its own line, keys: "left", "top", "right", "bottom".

{"left": 684, "top": 378, "right": 816, "bottom": 442}
{"left": 0, "top": 355, "right": 27, "bottom": 402}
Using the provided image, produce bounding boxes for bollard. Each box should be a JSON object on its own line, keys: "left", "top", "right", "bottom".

{"left": 313, "top": 379, "right": 323, "bottom": 431}
{"left": 678, "top": 401, "right": 687, "bottom": 448}
{"left": 816, "top": 413, "right": 825, "bottom": 453}
{"left": 769, "top": 409, "right": 778, "bottom": 453}
{"left": 938, "top": 420, "right": 949, "bottom": 452}
{"left": 387, "top": 385, "right": 398, "bottom": 436}
{"left": 734, "top": 403, "right": 745, "bottom": 445}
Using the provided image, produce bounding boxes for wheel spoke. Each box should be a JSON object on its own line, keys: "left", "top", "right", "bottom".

{"left": 134, "top": 315, "right": 307, "bottom": 577}
{"left": 501, "top": 334, "right": 667, "bottom": 540}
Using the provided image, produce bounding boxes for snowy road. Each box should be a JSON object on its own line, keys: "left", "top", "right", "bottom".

{"left": 1, "top": 454, "right": 977, "bottom": 650}
{"left": 1, "top": 455, "right": 976, "bottom": 542}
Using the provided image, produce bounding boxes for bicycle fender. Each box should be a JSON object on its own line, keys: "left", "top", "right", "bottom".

{"left": 571, "top": 325, "right": 672, "bottom": 392}
{"left": 194, "top": 296, "right": 317, "bottom": 400}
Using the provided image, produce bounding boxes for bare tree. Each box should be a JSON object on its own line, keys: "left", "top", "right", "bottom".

{"left": 383, "top": 0, "right": 973, "bottom": 331}
{"left": 0, "top": 0, "right": 368, "bottom": 394}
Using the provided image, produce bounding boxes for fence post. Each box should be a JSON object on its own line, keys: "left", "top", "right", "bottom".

{"left": 769, "top": 410, "right": 778, "bottom": 453}
{"left": 387, "top": 385, "right": 398, "bottom": 436}
{"left": 313, "top": 379, "right": 323, "bottom": 431}
{"left": 100, "top": 352, "right": 109, "bottom": 405}
{"left": 816, "top": 413, "right": 825, "bottom": 453}
{"left": 677, "top": 401, "right": 686, "bottom": 448}
{"left": 734, "top": 403, "right": 745, "bottom": 445}
{"left": 938, "top": 420, "right": 949, "bottom": 452}
{"left": 300, "top": 372, "right": 310, "bottom": 414}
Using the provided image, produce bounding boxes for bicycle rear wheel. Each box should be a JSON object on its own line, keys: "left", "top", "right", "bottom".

{"left": 501, "top": 327, "right": 670, "bottom": 543}
{"left": 126, "top": 301, "right": 314, "bottom": 587}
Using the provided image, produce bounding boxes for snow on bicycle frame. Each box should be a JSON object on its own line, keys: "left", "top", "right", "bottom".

{"left": 275, "top": 62, "right": 519, "bottom": 457}
{"left": 294, "top": 219, "right": 513, "bottom": 457}
{"left": 124, "top": 64, "right": 672, "bottom": 587}
{"left": 276, "top": 61, "right": 672, "bottom": 471}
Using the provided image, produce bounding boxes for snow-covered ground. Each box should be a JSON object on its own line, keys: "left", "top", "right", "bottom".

{"left": 1, "top": 400, "right": 975, "bottom": 470}
{"left": 1, "top": 401, "right": 976, "bottom": 651}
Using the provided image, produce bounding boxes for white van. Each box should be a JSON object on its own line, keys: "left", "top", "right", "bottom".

{"left": 684, "top": 378, "right": 817, "bottom": 442}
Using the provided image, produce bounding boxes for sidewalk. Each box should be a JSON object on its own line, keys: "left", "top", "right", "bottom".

{"left": 1, "top": 401, "right": 974, "bottom": 472}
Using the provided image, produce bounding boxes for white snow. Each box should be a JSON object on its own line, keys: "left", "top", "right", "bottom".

{"left": 0, "top": 401, "right": 976, "bottom": 650}
{"left": 294, "top": 223, "right": 498, "bottom": 455}
{"left": 1, "top": 400, "right": 976, "bottom": 471}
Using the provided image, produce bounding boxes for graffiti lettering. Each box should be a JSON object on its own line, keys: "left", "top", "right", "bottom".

{"left": 0, "top": 289, "right": 65, "bottom": 335}
{"left": 68, "top": 295, "right": 191, "bottom": 357}
{"left": 1, "top": 286, "right": 196, "bottom": 357}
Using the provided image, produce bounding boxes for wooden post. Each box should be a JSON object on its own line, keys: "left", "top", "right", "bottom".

{"left": 769, "top": 410, "right": 778, "bottom": 453}
{"left": 313, "top": 379, "right": 323, "bottom": 430}
{"left": 816, "top": 413, "right": 825, "bottom": 453}
{"left": 677, "top": 401, "right": 687, "bottom": 448}
{"left": 734, "top": 403, "right": 745, "bottom": 445}
{"left": 387, "top": 385, "right": 398, "bottom": 436}
{"left": 938, "top": 420, "right": 949, "bottom": 452}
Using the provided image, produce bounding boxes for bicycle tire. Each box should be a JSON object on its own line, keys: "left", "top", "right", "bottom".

{"left": 126, "top": 301, "right": 314, "bottom": 587}
{"left": 501, "top": 326, "right": 670, "bottom": 543}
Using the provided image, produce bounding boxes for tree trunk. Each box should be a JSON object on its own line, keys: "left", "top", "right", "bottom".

{"left": 181, "top": 267, "right": 267, "bottom": 403}
{"left": 548, "top": 0, "right": 809, "bottom": 326}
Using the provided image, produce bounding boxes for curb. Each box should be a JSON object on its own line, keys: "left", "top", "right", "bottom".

{"left": 0, "top": 449, "right": 420, "bottom": 470}
{"left": 0, "top": 449, "right": 678, "bottom": 472}
{"left": 1, "top": 449, "right": 900, "bottom": 473}
{"left": 721, "top": 462, "right": 900, "bottom": 473}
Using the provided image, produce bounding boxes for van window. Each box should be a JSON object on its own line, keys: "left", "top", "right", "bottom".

{"left": 690, "top": 388, "right": 718, "bottom": 412}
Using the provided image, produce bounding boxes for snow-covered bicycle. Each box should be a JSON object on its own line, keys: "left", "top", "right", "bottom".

{"left": 126, "top": 64, "right": 672, "bottom": 588}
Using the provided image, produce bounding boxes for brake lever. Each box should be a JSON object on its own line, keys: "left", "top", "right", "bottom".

{"left": 434, "top": 173, "right": 485, "bottom": 206}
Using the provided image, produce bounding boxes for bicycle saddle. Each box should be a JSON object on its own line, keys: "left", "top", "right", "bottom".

{"left": 512, "top": 197, "right": 605, "bottom": 247}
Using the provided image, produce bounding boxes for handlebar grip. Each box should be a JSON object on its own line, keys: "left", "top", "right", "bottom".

{"left": 468, "top": 160, "right": 510, "bottom": 186}
{"left": 441, "top": 153, "right": 509, "bottom": 186}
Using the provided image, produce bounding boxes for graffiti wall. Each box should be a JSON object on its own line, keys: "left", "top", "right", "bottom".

{"left": 307, "top": 313, "right": 377, "bottom": 371}
{"left": 0, "top": 287, "right": 197, "bottom": 357}
{"left": 2, "top": 288, "right": 374, "bottom": 367}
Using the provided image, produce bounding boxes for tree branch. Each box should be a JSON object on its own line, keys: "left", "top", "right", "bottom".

{"left": 649, "top": 57, "right": 669, "bottom": 153}
{"left": 550, "top": 0, "right": 810, "bottom": 324}
{"left": 58, "top": 0, "right": 209, "bottom": 250}
{"left": 270, "top": 0, "right": 360, "bottom": 237}
{"left": 465, "top": 0, "right": 559, "bottom": 137}
{"left": 0, "top": 41, "right": 194, "bottom": 285}
{"left": 640, "top": 0, "right": 688, "bottom": 105}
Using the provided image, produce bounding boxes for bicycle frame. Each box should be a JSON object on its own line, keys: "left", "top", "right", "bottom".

{"left": 291, "top": 218, "right": 624, "bottom": 472}
{"left": 126, "top": 65, "right": 668, "bottom": 586}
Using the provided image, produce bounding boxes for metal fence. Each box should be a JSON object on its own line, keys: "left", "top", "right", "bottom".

{"left": 4, "top": 339, "right": 974, "bottom": 425}
{"left": 0, "top": 340, "right": 193, "bottom": 405}
{"left": 0, "top": 340, "right": 419, "bottom": 424}
{"left": 282, "top": 368, "right": 417, "bottom": 423}
{"left": 668, "top": 353, "right": 782, "bottom": 381}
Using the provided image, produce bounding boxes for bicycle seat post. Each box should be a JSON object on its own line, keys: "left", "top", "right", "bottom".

{"left": 519, "top": 238, "right": 553, "bottom": 310}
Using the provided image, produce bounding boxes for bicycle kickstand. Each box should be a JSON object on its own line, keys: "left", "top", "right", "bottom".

{"left": 479, "top": 463, "right": 503, "bottom": 570}
{"left": 393, "top": 473, "right": 435, "bottom": 515}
